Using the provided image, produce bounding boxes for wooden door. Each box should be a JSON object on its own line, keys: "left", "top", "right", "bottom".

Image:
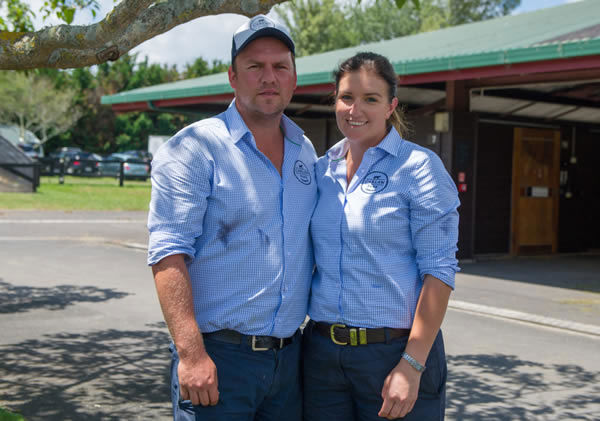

{"left": 511, "top": 128, "right": 560, "bottom": 255}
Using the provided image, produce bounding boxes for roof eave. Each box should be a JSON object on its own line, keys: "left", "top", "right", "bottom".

{"left": 103, "top": 38, "right": 600, "bottom": 109}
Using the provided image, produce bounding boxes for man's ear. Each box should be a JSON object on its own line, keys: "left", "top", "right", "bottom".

{"left": 228, "top": 66, "right": 236, "bottom": 90}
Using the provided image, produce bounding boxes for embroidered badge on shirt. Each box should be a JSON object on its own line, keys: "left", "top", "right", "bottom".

{"left": 294, "top": 160, "right": 312, "bottom": 185}
{"left": 361, "top": 171, "right": 388, "bottom": 194}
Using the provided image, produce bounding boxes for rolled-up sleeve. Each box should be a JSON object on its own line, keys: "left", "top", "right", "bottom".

{"left": 147, "top": 131, "right": 213, "bottom": 266}
{"left": 409, "top": 152, "right": 460, "bottom": 289}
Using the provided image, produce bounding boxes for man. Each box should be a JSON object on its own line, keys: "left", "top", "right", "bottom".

{"left": 148, "top": 15, "right": 317, "bottom": 421}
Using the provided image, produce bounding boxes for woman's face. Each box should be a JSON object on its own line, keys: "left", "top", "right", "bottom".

{"left": 335, "top": 68, "right": 398, "bottom": 148}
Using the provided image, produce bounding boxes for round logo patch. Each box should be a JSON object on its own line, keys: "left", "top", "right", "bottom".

{"left": 294, "top": 160, "right": 312, "bottom": 185}
{"left": 250, "top": 17, "right": 274, "bottom": 31}
{"left": 361, "top": 171, "right": 388, "bottom": 194}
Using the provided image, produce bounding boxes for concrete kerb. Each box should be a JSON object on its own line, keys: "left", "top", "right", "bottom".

{"left": 449, "top": 300, "right": 600, "bottom": 337}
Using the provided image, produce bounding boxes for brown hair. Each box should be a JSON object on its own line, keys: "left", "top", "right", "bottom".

{"left": 333, "top": 52, "right": 408, "bottom": 138}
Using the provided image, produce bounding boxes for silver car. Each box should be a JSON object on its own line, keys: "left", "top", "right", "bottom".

{"left": 99, "top": 153, "right": 150, "bottom": 181}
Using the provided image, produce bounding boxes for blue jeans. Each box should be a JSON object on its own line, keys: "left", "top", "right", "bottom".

{"left": 169, "top": 331, "right": 302, "bottom": 421}
{"left": 303, "top": 321, "right": 446, "bottom": 421}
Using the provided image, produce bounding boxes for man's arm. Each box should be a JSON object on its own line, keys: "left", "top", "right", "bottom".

{"left": 378, "top": 275, "right": 451, "bottom": 419}
{"left": 152, "top": 254, "right": 219, "bottom": 406}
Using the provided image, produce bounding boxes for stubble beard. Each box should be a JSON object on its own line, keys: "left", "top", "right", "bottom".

{"left": 248, "top": 95, "right": 289, "bottom": 122}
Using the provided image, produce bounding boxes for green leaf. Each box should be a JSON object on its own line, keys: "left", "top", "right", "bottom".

{"left": 411, "top": 0, "right": 420, "bottom": 10}
{"left": 395, "top": 0, "right": 407, "bottom": 8}
{"left": 62, "top": 7, "right": 75, "bottom": 24}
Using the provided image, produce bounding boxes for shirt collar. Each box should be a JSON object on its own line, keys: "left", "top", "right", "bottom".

{"left": 224, "top": 99, "right": 305, "bottom": 144}
{"left": 326, "top": 138, "right": 350, "bottom": 162}
{"left": 326, "top": 126, "right": 404, "bottom": 162}
{"left": 375, "top": 126, "right": 404, "bottom": 158}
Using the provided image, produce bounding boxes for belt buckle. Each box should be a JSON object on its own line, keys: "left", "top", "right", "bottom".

{"left": 359, "top": 327, "right": 367, "bottom": 345}
{"left": 330, "top": 323, "right": 347, "bottom": 345}
{"left": 251, "top": 336, "right": 270, "bottom": 351}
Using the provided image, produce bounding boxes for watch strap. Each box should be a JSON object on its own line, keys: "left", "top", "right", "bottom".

{"left": 402, "top": 352, "right": 426, "bottom": 373}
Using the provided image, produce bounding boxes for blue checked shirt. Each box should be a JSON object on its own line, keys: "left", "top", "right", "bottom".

{"left": 309, "top": 127, "right": 459, "bottom": 329}
{"left": 148, "top": 101, "right": 317, "bottom": 338}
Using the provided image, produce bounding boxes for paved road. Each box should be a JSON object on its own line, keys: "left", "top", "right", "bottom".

{"left": 1, "top": 211, "right": 599, "bottom": 420}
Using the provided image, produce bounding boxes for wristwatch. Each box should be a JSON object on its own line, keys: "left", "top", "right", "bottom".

{"left": 402, "top": 352, "right": 426, "bottom": 373}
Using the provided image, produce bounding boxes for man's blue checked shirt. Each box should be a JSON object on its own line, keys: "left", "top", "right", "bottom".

{"left": 148, "top": 101, "right": 317, "bottom": 338}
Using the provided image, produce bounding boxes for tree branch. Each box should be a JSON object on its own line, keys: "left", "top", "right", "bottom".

{"left": 0, "top": 0, "right": 287, "bottom": 70}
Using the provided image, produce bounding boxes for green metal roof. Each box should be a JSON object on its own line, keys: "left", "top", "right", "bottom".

{"left": 102, "top": 0, "right": 600, "bottom": 105}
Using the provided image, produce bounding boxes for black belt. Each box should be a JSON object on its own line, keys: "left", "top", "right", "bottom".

{"left": 314, "top": 321, "right": 410, "bottom": 346}
{"left": 203, "top": 329, "right": 295, "bottom": 351}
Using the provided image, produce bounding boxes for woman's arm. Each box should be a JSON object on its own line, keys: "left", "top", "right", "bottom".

{"left": 378, "top": 274, "right": 451, "bottom": 420}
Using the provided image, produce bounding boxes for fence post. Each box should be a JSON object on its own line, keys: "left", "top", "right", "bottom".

{"left": 33, "top": 162, "right": 40, "bottom": 192}
{"left": 59, "top": 158, "right": 65, "bottom": 184}
{"left": 119, "top": 161, "right": 125, "bottom": 187}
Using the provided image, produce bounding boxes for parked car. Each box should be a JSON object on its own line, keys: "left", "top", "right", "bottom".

{"left": 17, "top": 143, "right": 44, "bottom": 160}
{"left": 0, "top": 124, "right": 45, "bottom": 158}
{"left": 99, "top": 153, "right": 150, "bottom": 181}
{"left": 122, "top": 150, "right": 153, "bottom": 163}
{"left": 48, "top": 148, "right": 100, "bottom": 175}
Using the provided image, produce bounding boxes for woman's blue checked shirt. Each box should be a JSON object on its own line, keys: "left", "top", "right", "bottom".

{"left": 148, "top": 101, "right": 317, "bottom": 338}
{"left": 309, "top": 127, "right": 460, "bottom": 329}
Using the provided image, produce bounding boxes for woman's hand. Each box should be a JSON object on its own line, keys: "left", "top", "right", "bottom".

{"left": 378, "top": 358, "right": 422, "bottom": 419}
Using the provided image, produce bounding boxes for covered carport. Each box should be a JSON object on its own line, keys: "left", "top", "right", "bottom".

{"left": 102, "top": 0, "right": 600, "bottom": 259}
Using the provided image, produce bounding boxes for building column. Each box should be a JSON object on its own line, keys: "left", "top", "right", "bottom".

{"left": 442, "top": 81, "right": 478, "bottom": 259}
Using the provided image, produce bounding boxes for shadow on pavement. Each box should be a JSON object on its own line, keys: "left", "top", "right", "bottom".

{"left": 447, "top": 354, "right": 600, "bottom": 420}
{"left": 0, "top": 324, "right": 171, "bottom": 421}
{"left": 460, "top": 255, "right": 600, "bottom": 293}
{"left": 0, "top": 279, "right": 130, "bottom": 313}
{"left": 3, "top": 333, "right": 599, "bottom": 421}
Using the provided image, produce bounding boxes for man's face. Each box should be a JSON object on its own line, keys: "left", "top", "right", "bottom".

{"left": 228, "top": 37, "right": 297, "bottom": 121}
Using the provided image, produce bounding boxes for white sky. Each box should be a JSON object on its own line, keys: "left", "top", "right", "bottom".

{"left": 17, "top": 0, "right": 581, "bottom": 70}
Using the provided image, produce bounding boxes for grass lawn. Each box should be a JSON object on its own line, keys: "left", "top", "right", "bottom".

{"left": 0, "top": 176, "right": 151, "bottom": 211}
{"left": 0, "top": 407, "right": 25, "bottom": 421}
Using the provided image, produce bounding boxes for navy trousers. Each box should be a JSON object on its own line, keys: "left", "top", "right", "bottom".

{"left": 169, "top": 331, "right": 302, "bottom": 421}
{"left": 303, "top": 321, "right": 447, "bottom": 421}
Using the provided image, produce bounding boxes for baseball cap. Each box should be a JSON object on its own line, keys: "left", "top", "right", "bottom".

{"left": 231, "top": 15, "right": 295, "bottom": 62}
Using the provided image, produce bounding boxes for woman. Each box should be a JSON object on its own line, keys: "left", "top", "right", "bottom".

{"left": 304, "top": 52, "right": 460, "bottom": 421}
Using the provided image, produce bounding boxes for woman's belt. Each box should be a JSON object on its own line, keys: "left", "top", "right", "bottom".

{"left": 314, "top": 321, "right": 410, "bottom": 346}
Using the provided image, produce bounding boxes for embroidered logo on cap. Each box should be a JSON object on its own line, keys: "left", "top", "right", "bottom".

{"left": 361, "top": 171, "right": 388, "bottom": 194}
{"left": 294, "top": 160, "right": 312, "bottom": 185}
{"left": 250, "top": 16, "right": 275, "bottom": 31}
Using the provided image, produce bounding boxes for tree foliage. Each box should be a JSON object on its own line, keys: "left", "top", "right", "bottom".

{"left": 275, "top": 0, "right": 521, "bottom": 56}
{"left": 0, "top": 71, "right": 81, "bottom": 145}
{"left": 446, "top": 0, "right": 521, "bottom": 26}
{"left": 37, "top": 53, "right": 227, "bottom": 155}
{"left": 184, "top": 58, "right": 229, "bottom": 79}
{"left": 0, "top": 0, "right": 101, "bottom": 31}
{"left": 0, "top": 47, "right": 228, "bottom": 154}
